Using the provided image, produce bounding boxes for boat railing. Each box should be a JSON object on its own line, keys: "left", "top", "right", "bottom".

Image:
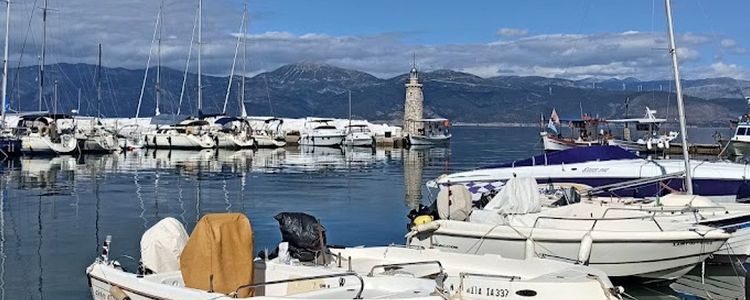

{"left": 530, "top": 208, "right": 665, "bottom": 232}
{"left": 230, "top": 272, "right": 365, "bottom": 299}
{"left": 367, "top": 260, "right": 444, "bottom": 277}
{"left": 459, "top": 272, "right": 521, "bottom": 283}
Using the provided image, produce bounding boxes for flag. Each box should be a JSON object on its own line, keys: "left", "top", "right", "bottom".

{"left": 548, "top": 109, "right": 560, "bottom": 133}
{"left": 547, "top": 118, "right": 558, "bottom": 134}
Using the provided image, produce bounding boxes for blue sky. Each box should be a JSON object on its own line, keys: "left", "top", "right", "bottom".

{"left": 9, "top": 0, "right": 749, "bottom": 80}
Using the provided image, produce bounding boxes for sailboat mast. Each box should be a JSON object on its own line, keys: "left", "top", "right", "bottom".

{"left": 96, "top": 44, "right": 102, "bottom": 119}
{"left": 155, "top": 0, "right": 163, "bottom": 116}
{"left": 1, "top": 0, "right": 10, "bottom": 124}
{"left": 348, "top": 90, "right": 352, "bottom": 134}
{"left": 38, "top": 0, "right": 48, "bottom": 111}
{"left": 664, "top": 0, "right": 692, "bottom": 194}
{"left": 240, "top": 0, "right": 247, "bottom": 117}
{"left": 197, "top": 0, "right": 202, "bottom": 115}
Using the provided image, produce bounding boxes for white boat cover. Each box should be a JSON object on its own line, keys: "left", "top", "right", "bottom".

{"left": 140, "top": 217, "right": 189, "bottom": 273}
{"left": 485, "top": 177, "right": 541, "bottom": 214}
{"left": 436, "top": 185, "right": 472, "bottom": 221}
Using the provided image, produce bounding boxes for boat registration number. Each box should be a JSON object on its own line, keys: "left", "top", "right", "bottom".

{"left": 464, "top": 286, "right": 511, "bottom": 298}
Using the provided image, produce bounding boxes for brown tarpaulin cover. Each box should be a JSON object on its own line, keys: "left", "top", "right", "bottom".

{"left": 180, "top": 213, "right": 254, "bottom": 297}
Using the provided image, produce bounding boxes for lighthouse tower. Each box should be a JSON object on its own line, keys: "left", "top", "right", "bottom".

{"left": 403, "top": 62, "right": 423, "bottom": 135}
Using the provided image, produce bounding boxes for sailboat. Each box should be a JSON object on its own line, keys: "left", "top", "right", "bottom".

{"left": 16, "top": 0, "right": 77, "bottom": 155}
{"left": 343, "top": 91, "right": 375, "bottom": 147}
{"left": 210, "top": 2, "right": 255, "bottom": 149}
{"left": 75, "top": 44, "right": 119, "bottom": 153}
{"left": 143, "top": 0, "right": 215, "bottom": 150}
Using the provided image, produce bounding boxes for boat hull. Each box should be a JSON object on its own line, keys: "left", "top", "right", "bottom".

{"left": 439, "top": 158, "right": 750, "bottom": 203}
{"left": 21, "top": 134, "right": 78, "bottom": 154}
{"left": 255, "top": 135, "right": 286, "bottom": 148}
{"left": 144, "top": 133, "right": 215, "bottom": 149}
{"left": 541, "top": 133, "right": 597, "bottom": 151}
{"left": 408, "top": 134, "right": 451, "bottom": 146}
{"left": 408, "top": 220, "right": 727, "bottom": 281}
{"left": 299, "top": 133, "right": 344, "bottom": 147}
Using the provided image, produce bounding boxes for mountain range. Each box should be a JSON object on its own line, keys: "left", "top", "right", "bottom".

{"left": 5, "top": 62, "right": 749, "bottom": 126}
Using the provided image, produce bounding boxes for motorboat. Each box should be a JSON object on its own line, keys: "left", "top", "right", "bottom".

{"left": 718, "top": 98, "right": 750, "bottom": 157}
{"left": 333, "top": 246, "right": 622, "bottom": 300}
{"left": 432, "top": 146, "right": 750, "bottom": 203}
{"left": 248, "top": 117, "right": 286, "bottom": 148}
{"left": 343, "top": 123, "right": 375, "bottom": 147}
{"left": 405, "top": 119, "right": 451, "bottom": 146}
{"left": 87, "top": 212, "right": 623, "bottom": 300}
{"left": 210, "top": 116, "right": 255, "bottom": 149}
{"left": 570, "top": 193, "right": 750, "bottom": 263}
{"left": 407, "top": 179, "right": 730, "bottom": 281}
{"left": 143, "top": 115, "right": 215, "bottom": 149}
{"left": 87, "top": 214, "right": 448, "bottom": 300}
{"left": 606, "top": 107, "right": 678, "bottom": 153}
{"left": 299, "top": 118, "right": 344, "bottom": 147}
{"left": 15, "top": 113, "right": 78, "bottom": 154}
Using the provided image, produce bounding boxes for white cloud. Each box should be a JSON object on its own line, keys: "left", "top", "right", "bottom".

{"left": 1, "top": 1, "right": 744, "bottom": 81}
{"left": 496, "top": 28, "right": 528, "bottom": 37}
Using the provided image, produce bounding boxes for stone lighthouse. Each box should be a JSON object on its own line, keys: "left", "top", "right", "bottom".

{"left": 403, "top": 64, "right": 423, "bottom": 135}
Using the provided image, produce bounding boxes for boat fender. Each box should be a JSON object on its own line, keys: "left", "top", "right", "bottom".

{"left": 404, "top": 222, "right": 440, "bottom": 239}
{"left": 577, "top": 232, "right": 593, "bottom": 265}
{"left": 524, "top": 239, "right": 536, "bottom": 259}
{"left": 647, "top": 140, "right": 653, "bottom": 150}
{"left": 110, "top": 286, "right": 131, "bottom": 300}
{"left": 657, "top": 141, "right": 664, "bottom": 149}
{"left": 413, "top": 215, "right": 433, "bottom": 226}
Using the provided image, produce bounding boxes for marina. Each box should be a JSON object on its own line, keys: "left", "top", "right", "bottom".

{"left": 0, "top": 0, "right": 747, "bottom": 299}
{"left": 0, "top": 126, "right": 743, "bottom": 300}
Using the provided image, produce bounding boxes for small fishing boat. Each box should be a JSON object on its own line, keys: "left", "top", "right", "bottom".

{"left": 541, "top": 110, "right": 603, "bottom": 151}
{"left": 405, "top": 119, "right": 451, "bottom": 146}
{"left": 606, "top": 107, "right": 678, "bottom": 153}
{"left": 299, "top": 118, "right": 345, "bottom": 147}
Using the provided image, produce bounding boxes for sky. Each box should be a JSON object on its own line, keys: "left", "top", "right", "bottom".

{"left": 4, "top": 0, "right": 749, "bottom": 80}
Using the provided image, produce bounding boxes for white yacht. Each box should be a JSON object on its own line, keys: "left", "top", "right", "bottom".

{"left": 407, "top": 179, "right": 730, "bottom": 281}
{"left": 248, "top": 117, "right": 286, "bottom": 148}
{"left": 15, "top": 113, "right": 78, "bottom": 154}
{"left": 210, "top": 116, "right": 255, "bottom": 149}
{"left": 144, "top": 116, "right": 215, "bottom": 149}
{"left": 299, "top": 118, "right": 344, "bottom": 147}
{"left": 343, "top": 123, "right": 375, "bottom": 147}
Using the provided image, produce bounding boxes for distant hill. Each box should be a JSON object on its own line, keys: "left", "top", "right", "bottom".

{"left": 5, "top": 62, "right": 747, "bottom": 126}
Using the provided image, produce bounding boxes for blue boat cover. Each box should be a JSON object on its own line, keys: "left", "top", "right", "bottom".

{"left": 480, "top": 146, "right": 639, "bottom": 169}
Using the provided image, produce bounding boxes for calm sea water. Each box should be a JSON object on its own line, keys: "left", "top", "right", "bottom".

{"left": 0, "top": 126, "right": 743, "bottom": 300}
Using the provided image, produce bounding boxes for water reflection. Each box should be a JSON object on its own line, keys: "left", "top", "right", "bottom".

{"left": 0, "top": 127, "right": 743, "bottom": 300}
